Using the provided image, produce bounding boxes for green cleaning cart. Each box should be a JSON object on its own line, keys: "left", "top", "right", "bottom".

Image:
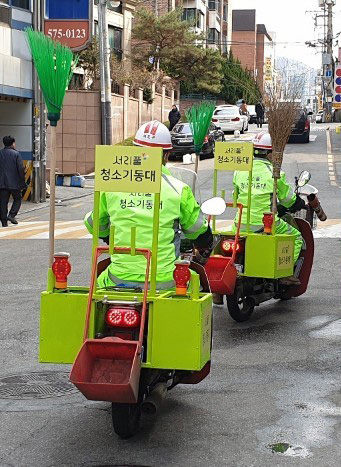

{"left": 203, "top": 141, "right": 297, "bottom": 322}
{"left": 40, "top": 145, "right": 213, "bottom": 438}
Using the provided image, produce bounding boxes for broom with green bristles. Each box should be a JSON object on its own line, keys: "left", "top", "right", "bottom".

{"left": 186, "top": 101, "right": 216, "bottom": 174}
{"left": 26, "top": 29, "right": 78, "bottom": 271}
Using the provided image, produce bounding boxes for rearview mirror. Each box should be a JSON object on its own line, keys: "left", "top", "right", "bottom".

{"left": 201, "top": 197, "right": 226, "bottom": 216}
{"left": 297, "top": 170, "right": 311, "bottom": 187}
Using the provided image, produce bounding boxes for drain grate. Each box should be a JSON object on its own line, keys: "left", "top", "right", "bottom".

{"left": 0, "top": 371, "right": 78, "bottom": 400}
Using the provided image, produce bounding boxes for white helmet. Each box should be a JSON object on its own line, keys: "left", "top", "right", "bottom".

{"left": 133, "top": 120, "right": 172, "bottom": 150}
{"left": 253, "top": 131, "right": 272, "bottom": 151}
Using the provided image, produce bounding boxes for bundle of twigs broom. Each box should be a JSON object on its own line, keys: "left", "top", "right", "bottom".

{"left": 263, "top": 91, "right": 301, "bottom": 215}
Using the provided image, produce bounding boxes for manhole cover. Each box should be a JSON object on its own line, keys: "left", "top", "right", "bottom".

{"left": 0, "top": 371, "right": 78, "bottom": 400}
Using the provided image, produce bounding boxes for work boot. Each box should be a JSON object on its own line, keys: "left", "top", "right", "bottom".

{"left": 1, "top": 221, "right": 8, "bottom": 227}
{"left": 212, "top": 293, "right": 224, "bottom": 305}
{"left": 279, "top": 276, "right": 301, "bottom": 286}
{"left": 8, "top": 216, "right": 18, "bottom": 225}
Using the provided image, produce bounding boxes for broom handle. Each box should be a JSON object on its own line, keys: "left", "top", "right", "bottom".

{"left": 272, "top": 177, "right": 278, "bottom": 235}
{"left": 194, "top": 154, "right": 199, "bottom": 174}
{"left": 49, "top": 126, "right": 56, "bottom": 267}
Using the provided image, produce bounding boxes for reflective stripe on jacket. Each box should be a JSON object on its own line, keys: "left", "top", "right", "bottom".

{"left": 233, "top": 158, "right": 297, "bottom": 226}
{"left": 84, "top": 166, "right": 208, "bottom": 283}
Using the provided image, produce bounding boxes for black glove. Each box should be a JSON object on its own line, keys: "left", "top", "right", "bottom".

{"left": 102, "top": 236, "right": 110, "bottom": 245}
{"left": 277, "top": 204, "right": 288, "bottom": 217}
{"left": 288, "top": 195, "right": 306, "bottom": 213}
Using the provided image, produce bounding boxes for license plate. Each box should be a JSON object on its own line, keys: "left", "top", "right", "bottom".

{"left": 220, "top": 119, "right": 230, "bottom": 122}
{"left": 179, "top": 138, "right": 193, "bottom": 143}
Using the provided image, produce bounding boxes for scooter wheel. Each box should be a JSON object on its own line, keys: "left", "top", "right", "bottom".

{"left": 226, "top": 293, "right": 255, "bottom": 322}
{"left": 112, "top": 402, "right": 141, "bottom": 438}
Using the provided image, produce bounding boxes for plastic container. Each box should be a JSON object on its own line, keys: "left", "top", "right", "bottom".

{"left": 69, "top": 337, "right": 141, "bottom": 403}
{"left": 204, "top": 256, "right": 237, "bottom": 295}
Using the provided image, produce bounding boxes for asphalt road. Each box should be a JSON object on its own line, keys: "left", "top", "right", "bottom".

{"left": 1, "top": 124, "right": 341, "bottom": 467}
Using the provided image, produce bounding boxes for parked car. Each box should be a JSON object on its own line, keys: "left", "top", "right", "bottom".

{"left": 247, "top": 105, "right": 257, "bottom": 124}
{"left": 288, "top": 109, "right": 312, "bottom": 144}
{"left": 170, "top": 123, "right": 225, "bottom": 160}
{"left": 212, "top": 105, "right": 248, "bottom": 133}
{"left": 316, "top": 111, "right": 323, "bottom": 123}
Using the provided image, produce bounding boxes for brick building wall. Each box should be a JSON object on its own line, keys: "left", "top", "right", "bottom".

{"left": 231, "top": 30, "right": 256, "bottom": 74}
{"left": 256, "top": 32, "right": 265, "bottom": 91}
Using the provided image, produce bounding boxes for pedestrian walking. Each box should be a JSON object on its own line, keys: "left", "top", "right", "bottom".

{"left": 240, "top": 100, "right": 248, "bottom": 116}
{"left": 168, "top": 105, "right": 181, "bottom": 131}
{"left": 0, "top": 135, "right": 26, "bottom": 227}
{"left": 255, "top": 101, "right": 265, "bottom": 128}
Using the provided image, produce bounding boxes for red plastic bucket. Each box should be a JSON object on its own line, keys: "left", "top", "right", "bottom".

{"left": 204, "top": 256, "right": 237, "bottom": 295}
{"left": 70, "top": 337, "right": 141, "bottom": 403}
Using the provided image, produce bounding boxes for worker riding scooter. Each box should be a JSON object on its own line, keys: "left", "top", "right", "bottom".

{"left": 212, "top": 132, "right": 305, "bottom": 306}
{"left": 84, "top": 120, "right": 214, "bottom": 288}
{"left": 40, "top": 120, "right": 214, "bottom": 440}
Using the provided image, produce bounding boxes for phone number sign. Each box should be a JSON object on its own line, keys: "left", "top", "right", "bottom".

{"left": 215, "top": 142, "right": 254, "bottom": 171}
{"left": 44, "top": 0, "right": 92, "bottom": 51}
{"left": 95, "top": 146, "right": 163, "bottom": 194}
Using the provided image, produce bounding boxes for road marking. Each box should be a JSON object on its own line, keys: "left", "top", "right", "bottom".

{"left": 326, "top": 129, "right": 338, "bottom": 187}
{"left": 309, "top": 135, "right": 317, "bottom": 142}
{"left": 0, "top": 221, "right": 90, "bottom": 240}
{"left": 71, "top": 202, "right": 84, "bottom": 209}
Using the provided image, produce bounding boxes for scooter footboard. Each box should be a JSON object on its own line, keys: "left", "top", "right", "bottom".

{"left": 205, "top": 256, "right": 237, "bottom": 295}
{"left": 70, "top": 337, "right": 140, "bottom": 403}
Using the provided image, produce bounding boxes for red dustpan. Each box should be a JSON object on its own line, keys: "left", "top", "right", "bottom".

{"left": 70, "top": 337, "right": 140, "bottom": 403}
{"left": 70, "top": 245, "right": 152, "bottom": 404}
{"left": 205, "top": 256, "right": 237, "bottom": 295}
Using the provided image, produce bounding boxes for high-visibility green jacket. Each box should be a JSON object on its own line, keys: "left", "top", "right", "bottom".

{"left": 84, "top": 166, "right": 208, "bottom": 283}
{"left": 233, "top": 158, "right": 297, "bottom": 230}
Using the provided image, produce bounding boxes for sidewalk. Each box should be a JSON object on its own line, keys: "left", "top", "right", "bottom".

{"left": 19, "top": 179, "right": 94, "bottom": 215}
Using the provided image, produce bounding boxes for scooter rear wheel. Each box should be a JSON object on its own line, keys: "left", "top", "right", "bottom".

{"left": 226, "top": 292, "right": 255, "bottom": 322}
{"left": 111, "top": 402, "right": 141, "bottom": 439}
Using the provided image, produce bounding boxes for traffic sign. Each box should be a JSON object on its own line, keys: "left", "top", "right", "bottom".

{"left": 333, "top": 65, "right": 341, "bottom": 108}
{"left": 44, "top": 0, "right": 92, "bottom": 51}
{"left": 326, "top": 70, "right": 332, "bottom": 78}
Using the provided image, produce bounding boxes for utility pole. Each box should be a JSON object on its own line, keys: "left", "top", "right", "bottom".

{"left": 324, "top": 0, "right": 334, "bottom": 123}
{"left": 98, "top": 0, "right": 113, "bottom": 145}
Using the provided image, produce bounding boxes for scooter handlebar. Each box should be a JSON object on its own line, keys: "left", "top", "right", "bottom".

{"left": 307, "top": 194, "right": 327, "bottom": 222}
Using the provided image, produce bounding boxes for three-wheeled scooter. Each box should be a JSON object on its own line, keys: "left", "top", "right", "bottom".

{"left": 40, "top": 145, "right": 213, "bottom": 438}
{"left": 202, "top": 141, "right": 326, "bottom": 322}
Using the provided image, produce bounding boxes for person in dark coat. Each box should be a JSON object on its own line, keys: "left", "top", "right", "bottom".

{"left": 0, "top": 135, "right": 26, "bottom": 227}
{"left": 255, "top": 101, "right": 265, "bottom": 128}
{"left": 168, "top": 105, "right": 181, "bottom": 131}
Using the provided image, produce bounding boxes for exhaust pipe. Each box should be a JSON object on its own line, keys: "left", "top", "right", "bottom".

{"left": 307, "top": 194, "right": 327, "bottom": 221}
{"left": 140, "top": 383, "right": 167, "bottom": 415}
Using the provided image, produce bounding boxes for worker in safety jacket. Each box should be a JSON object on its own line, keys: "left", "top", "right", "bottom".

{"left": 84, "top": 120, "right": 214, "bottom": 289}
{"left": 214, "top": 131, "right": 305, "bottom": 304}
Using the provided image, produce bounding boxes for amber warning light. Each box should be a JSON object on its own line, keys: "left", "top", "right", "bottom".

{"left": 52, "top": 252, "right": 71, "bottom": 289}
{"left": 173, "top": 260, "right": 191, "bottom": 295}
{"left": 262, "top": 212, "right": 274, "bottom": 234}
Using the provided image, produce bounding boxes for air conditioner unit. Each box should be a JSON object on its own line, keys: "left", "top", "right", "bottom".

{"left": 0, "top": 3, "right": 11, "bottom": 27}
{"left": 318, "top": 0, "right": 324, "bottom": 6}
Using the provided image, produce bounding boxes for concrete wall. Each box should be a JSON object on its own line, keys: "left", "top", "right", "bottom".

{"left": 0, "top": 7, "right": 33, "bottom": 160}
{"left": 52, "top": 87, "right": 174, "bottom": 174}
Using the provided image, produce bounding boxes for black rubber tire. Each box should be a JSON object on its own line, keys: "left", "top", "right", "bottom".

{"left": 226, "top": 292, "right": 255, "bottom": 322}
{"left": 303, "top": 131, "right": 310, "bottom": 143}
{"left": 112, "top": 402, "right": 141, "bottom": 438}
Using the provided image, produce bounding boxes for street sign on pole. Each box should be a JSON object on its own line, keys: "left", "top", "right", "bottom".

{"left": 44, "top": 0, "right": 93, "bottom": 51}
{"left": 333, "top": 65, "right": 341, "bottom": 109}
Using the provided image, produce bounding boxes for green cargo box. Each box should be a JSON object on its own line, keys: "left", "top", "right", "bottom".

{"left": 40, "top": 288, "right": 212, "bottom": 371}
{"left": 244, "top": 233, "right": 295, "bottom": 279}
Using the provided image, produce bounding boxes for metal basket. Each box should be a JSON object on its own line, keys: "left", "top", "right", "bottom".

{"left": 294, "top": 209, "right": 317, "bottom": 230}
